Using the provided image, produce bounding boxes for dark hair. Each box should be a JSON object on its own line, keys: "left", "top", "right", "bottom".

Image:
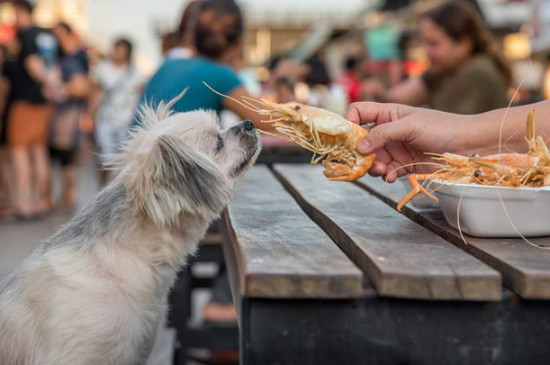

{"left": 114, "top": 38, "right": 133, "bottom": 62}
{"left": 56, "top": 22, "right": 72, "bottom": 34}
{"left": 422, "top": 1, "right": 512, "bottom": 85}
{"left": 193, "top": 0, "right": 243, "bottom": 60}
{"left": 162, "top": 0, "right": 204, "bottom": 53}
{"left": 13, "top": 0, "right": 33, "bottom": 14}
{"left": 304, "top": 55, "right": 330, "bottom": 86}
{"left": 344, "top": 56, "right": 359, "bottom": 71}
{"left": 177, "top": 0, "right": 204, "bottom": 40}
{"left": 275, "top": 76, "right": 294, "bottom": 88}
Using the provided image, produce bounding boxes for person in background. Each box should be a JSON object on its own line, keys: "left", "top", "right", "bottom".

{"left": 0, "top": 44, "right": 13, "bottom": 219}
{"left": 89, "top": 38, "right": 143, "bottom": 186}
{"left": 303, "top": 52, "right": 331, "bottom": 87}
{"left": 543, "top": 54, "right": 550, "bottom": 100}
{"left": 267, "top": 56, "right": 309, "bottom": 98}
{"left": 218, "top": 45, "right": 262, "bottom": 129}
{"left": 8, "top": 0, "right": 57, "bottom": 218}
{"left": 139, "top": 0, "right": 265, "bottom": 125}
{"left": 274, "top": 76, "right": 296, "bottom": 103}
{"left": 362, "top": 0, "right": 511, "bottom": 114}
{"left": 140, "top": 0, "right": 272, "bottom": 344}
{"left": 48, "top": 22, "right": 89, "bottom": 209}
{"left": 335, "top": 56, "right": 363, "bottom": 103}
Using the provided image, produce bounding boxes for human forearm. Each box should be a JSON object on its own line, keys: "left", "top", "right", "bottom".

{"left": 458, "top": 101, "right": 550, "bottom": 155}
{"left": 0, "top": 79, "right": 10, "bottom": 118}
{"left": 25, "top": 55, "right": 47, "bottom": 84}
{"left": 86, "top": 85, "right": 103, "bottom": 121}
{"left": 225, "top": 86, "right": 276, "bottom": 133}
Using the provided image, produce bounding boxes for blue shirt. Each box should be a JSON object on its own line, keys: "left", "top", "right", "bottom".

{"left": 139, "top": 57, "right": 242, "bottom": 116}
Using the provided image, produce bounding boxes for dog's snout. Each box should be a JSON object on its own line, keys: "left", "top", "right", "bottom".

{"left": 241, "top": 120, "right": 254, "bottom": 131}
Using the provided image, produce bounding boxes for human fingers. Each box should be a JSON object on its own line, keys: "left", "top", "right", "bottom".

{"left": 384, "top": 160, "right": 409, "bottom": 182}
{"left": 368, "top": 159, "right": 387, "bottom": 177}
{"left": 356, "top": 121, "right": 411, "bottom": 156}
{"left": 345, "top": 102, "right": 414, "bottom": 125}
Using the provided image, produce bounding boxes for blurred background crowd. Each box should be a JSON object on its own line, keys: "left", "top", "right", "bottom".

{"left": 0, "top": 0, "right": 549, "bottom": 220}
{"left": 1, "top": 0, "right": 550, "bottom": 362}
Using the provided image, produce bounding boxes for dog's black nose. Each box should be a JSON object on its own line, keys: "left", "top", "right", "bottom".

{"left": 242, "top": 120, "right": 254, "bottom": 131}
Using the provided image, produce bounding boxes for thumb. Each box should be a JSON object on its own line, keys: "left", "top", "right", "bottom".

{"left": 357, "top": 121, "right": 408, "bottom": 155}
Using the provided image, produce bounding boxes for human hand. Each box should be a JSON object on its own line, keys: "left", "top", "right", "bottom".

{"left": 346, "top": 102, "right": 470, "bottom": 182}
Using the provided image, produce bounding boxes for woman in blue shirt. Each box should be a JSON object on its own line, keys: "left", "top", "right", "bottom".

{"left": 141, "top": 0, "right": 269, "bottom": 329}
{"left": 140, "top": 0, "right": 263, "bottom": 125}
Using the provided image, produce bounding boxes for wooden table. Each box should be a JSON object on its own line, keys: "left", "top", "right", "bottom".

{"left": 221, "top": 164, "right": 550, "bottom": 365}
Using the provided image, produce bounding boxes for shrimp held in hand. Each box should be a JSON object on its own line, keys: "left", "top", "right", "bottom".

{"left": 259, "top": 102, "right": 375, "bottom": 181}
{"left": 204, "top": 82, "right": 374, "bottom": 181}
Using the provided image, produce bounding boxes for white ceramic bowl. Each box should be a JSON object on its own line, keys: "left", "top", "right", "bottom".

{"left": 432, "top": 180, "right": 550, "bottom": 238}
{"left": 399, "top": 177, "right": 440, "bottom": 211}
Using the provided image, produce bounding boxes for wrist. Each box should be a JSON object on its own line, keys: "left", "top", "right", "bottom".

{"left": 453, "top": 113, "right": 491, "bottom": 156}
{"left": 457, "top": 109, "right": 521, "bottom": 156}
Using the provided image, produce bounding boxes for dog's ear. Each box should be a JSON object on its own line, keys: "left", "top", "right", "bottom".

{"left": 127, "top": 134, "right": 231, "bottom": 227}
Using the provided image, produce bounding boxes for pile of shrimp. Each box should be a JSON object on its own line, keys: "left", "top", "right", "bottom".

{"left": 424, "top": 110, "right": 550, "bottom": 189}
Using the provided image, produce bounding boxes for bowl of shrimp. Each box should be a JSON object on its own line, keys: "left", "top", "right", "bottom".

{"left": 431, "top": 180, "right": 550, "bottom": 237}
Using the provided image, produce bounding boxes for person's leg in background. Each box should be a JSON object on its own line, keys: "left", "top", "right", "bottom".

{"left": 96, "top": 124, "right": 127, "bottom": 187}
{"left": 30, "top": 104, "right": 52, "bottom": 214}
{"left": 9, "top": 101, "right": 52, "bottom": 217}
{"left": 10, "top": 145, "right": 32, "bottom": 217}
{"left": 32, "top": 144, "right": 51, "bottom": 214}
{"left": 45, "top": 147, "right": 55, "bottom": 211}
{"left": 8, "top": 102, "right": 32, "bottom": 217}
{"left": 0, "top": 146, "right": 13, "bottom": 219}
{"left": 95, "top": 121, "right": 113, "bottom": 187}
{"left": 0, "top": 105, "right": 13, "bottom": 218}
{"left": 60, "top": 149, "right": 76, "bottom": 209}
{"left": 98, "top": 161, "right": 109, "bottom": 187}
{"left": 47, "top": 147, "right": 77, "bottom": 210}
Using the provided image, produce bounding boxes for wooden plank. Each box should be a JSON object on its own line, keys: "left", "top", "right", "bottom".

{"left": 222, "top": 165, "right": 363, "bottom": 299}
{"left": 274, "top": 164, "right": 502, "bottom": 301}
{"left": 220, "top": 211, "right": 246, "bottom": 317}
{"left": 357, "top": 175, "right": 550, "bottom": 299}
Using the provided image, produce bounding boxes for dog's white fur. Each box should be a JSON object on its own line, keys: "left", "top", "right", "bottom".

{"left": 0, "top": 100, "right": 260, "bottom": 364}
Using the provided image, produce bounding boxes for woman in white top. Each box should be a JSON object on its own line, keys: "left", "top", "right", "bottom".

{"left": 89, "top": 38, "right": 143, "bottom": 186}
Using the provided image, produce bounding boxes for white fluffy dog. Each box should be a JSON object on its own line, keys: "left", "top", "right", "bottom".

{"left": 0, "top": 99, "right": 260, "bottom": 364}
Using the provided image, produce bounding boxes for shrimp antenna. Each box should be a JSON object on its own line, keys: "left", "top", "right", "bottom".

{"left": 497, "top": 191, "right": 550, "bottom": 250}
{"left": 202, "top": 82, "right": 261, "bottom": 112}
{"left": 241, "top": 95, "right": 268, "bottom": 108}
{"left": 386, "top": 162, "right": 447, "bottom": 178}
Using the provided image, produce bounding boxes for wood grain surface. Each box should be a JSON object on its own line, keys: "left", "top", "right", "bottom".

{"left": 357, "top": 175, "right": 550, "bottom": 299}
{"left": 223, "top": 166, "right": 363, "bottom": 299}
{"left": 275, "top": 164, "right": 502, "bottom": 301}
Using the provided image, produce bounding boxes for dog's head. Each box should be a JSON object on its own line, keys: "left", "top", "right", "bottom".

{"left": 115, "top": 99, "right": 260, "bottom": 227}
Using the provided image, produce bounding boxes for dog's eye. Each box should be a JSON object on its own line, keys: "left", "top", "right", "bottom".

{"left": 215, "top": 135, "right": 224, "bottom": 152}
